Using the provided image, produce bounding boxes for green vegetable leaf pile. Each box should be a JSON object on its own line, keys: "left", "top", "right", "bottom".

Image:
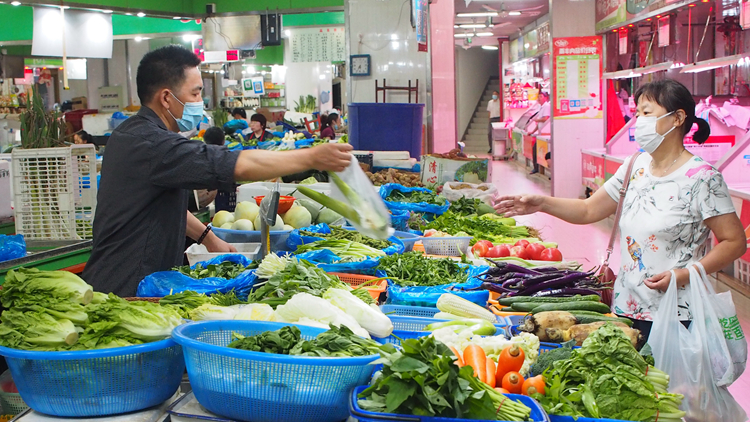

{"left": 0, "top": 269, "right": 184, "bottom": 351}
{"left": 357, "top": 336, "right": 532, "bottom": 420}
{"left": 376, "top": 251, "right": 469, "bottom": 287}
{"left": 448, "top": 197, "right": 496, "bottom": 217}
{"left": 248, "top": 259, "right": 374, "bottom": 307}
{"left": 228, "top": 324, "right": 382, "bottom": 357}
{"left": 425, "top": 211, "right": 528, "bottom": 243}
{"left": 386, "top": 189, "right": 446, "bottom": 206}
{"left": 172, "top": 261, "right": 256, "bottom": 280}
{"left": 535, "top": 323, "right": 685, "bottom": 422}
{"left": 299, "top": 225, "right": 392, "bottom": 250}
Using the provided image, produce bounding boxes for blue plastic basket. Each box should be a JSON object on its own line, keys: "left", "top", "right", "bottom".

{"left": 211, "top": 224, "right": 292, "bottom": 252}
{"left": 349, "top": 386, "right": 550, "bottom": 422}
{"left": 393, "top": 230, "right": 421, "bottom": 252}
{"left": 171, "top": 320, "right": 379, "bottom": 422}
{"left": 374, "top": 315, "right": 509, "bottom": 346}
{"left": 0, "top": 339, "right": 184, "bottom": 417}
{"left": 380, "top": 304, "right": 441, "bottom": 318}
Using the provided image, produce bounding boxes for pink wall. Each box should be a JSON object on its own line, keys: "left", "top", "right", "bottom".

{"left": 430, "top": 0, "right": 457, "bottom": 153}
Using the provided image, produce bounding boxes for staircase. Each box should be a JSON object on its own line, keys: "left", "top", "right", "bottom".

{"left": 462, "top": 77, "right": 501, "bottom": 155}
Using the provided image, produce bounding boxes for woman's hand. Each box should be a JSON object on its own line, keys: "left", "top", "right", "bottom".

{"left": 493, "top": 194, "right": 545, "bottom": 217}
{"left": 645, "top": 268, "right": 689, "bottom": 292}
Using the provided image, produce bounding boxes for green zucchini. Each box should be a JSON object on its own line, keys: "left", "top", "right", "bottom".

{"left": 498, "top": 294, "right": 600, "bottom": 306}
{"left": 510, "top": 302, "right": 539, "bottom": 312}
{"left": 574, "top": 314, "right": 634, "bottom": 326}
{"left": 530, "top": 301, "right": 611, "bottom": 314}
{"left": 501, "top": 307, "right": 515, "bottom": 312}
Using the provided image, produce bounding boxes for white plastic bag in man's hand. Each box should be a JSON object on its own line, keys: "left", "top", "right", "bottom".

{"left": 649, "top": 267, "right": 747, "bottom": 422}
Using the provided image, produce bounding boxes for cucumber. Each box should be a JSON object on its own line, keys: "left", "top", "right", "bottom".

{"left": 510, "top": 302, "right": 539, "bottom": 312}
{"left": 530, "top": 301, "right": 611, "bottom": 314}
{"left": 574, "top": 314, "right": 634, "bottom": 326}
{"left": 569, "top": 310, "right": 613, "bottom": 317}
{"left": 501, "top": 307, "right": 515, "bottom": 312}
{"left": 498, "top": 294, "right": 601, "bottom": 306}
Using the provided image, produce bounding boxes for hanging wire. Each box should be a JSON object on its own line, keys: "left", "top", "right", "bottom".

{"left": 695, "top": 7, "right": 714, "bottom": 63}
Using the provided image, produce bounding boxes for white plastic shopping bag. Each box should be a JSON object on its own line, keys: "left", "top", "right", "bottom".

{"left": 649, "top": 266, "right": 747, "bottom": 422}
{"left": 441, "top": 182, "right": 498, "bottom": 205}
{"left": 695, "top": 262, "right": 747, "bottom": 383}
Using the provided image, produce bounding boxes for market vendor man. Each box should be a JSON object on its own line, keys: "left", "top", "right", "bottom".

{"left": 82, "top": 45, "right": 353, "bottom": 296}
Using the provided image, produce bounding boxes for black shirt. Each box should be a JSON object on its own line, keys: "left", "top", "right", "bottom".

{"left": 82, "top": 106, "right": 240, "bottom": 296}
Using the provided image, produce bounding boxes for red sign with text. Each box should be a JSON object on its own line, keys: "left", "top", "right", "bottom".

{"left": 740, "top": 198, "right": 750, "bottom": 262}
{"left": 552, "top": 37, "right": 603, "bottom": 120}
{"left": 582, "top": 153, "right": 605, "bottom": 190}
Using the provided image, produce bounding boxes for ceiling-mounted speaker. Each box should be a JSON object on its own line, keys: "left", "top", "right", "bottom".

{"left": 261, "top": 13, "right": 281, "bottom": 46}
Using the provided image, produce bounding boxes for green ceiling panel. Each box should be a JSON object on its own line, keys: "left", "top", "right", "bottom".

{"left": 244, "top": 44, "right": 284, "bottom": 65}
{"left": 282, "top": 12, "right": 344, "bottom": 27}
{"left": 0, "top": 5, "right": 32, "bottom": 42}
{"left": 112, "top": 15, "right": 200, "bottom": 36}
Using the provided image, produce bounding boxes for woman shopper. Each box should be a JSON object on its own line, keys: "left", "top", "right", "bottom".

{"left": 247, "top": 113, "right": 275, "bottom": 143}
{"left": 320, "top": 112, "right": 341, "bottom": 140}
{"left": 494, "top": 79, "right": 746, "bottom": 340}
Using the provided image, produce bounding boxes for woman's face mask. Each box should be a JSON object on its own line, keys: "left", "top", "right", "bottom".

{"left": 634, "top": 111, "right": 676, "bottom": 154}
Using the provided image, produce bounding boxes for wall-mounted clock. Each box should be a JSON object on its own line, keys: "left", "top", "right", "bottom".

{"left": 350, "top": 54, "right": 371, "bottom": 76}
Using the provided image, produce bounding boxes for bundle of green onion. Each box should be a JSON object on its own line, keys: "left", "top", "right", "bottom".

{"left": 295, "top": 239, "right": 385, "bottom": 261}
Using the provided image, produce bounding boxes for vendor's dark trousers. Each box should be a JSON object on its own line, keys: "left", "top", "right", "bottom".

{"left": 488, "top": 117, "right": 501, "bottom": 150}
{"left": 531, "top": 141, "right": 539, "bottom": 172}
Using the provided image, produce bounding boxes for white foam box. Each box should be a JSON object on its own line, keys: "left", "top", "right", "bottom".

{"left": 236, "top": 182, "right": 331, "bottom": 203}
{"left": 373, "top": 158, "right": 418, "bottom": 169}
{"left": 185, "top": 243, "right": 260, "bottom": 265}
{"left": 82, "top": 113, "right": 115, "bottom": 136}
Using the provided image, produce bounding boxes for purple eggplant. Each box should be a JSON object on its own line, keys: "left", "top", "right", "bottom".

{"left": 487, "top": 261, "right": 542, "bottom": 275}
{"left": 517, "top": 273, "right": 592, "bottom": 296}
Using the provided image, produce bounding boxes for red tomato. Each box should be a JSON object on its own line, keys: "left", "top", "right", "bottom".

{"left": 487, "top": 245, "right": 511, "bottom": 258}
{"left": 526, "top": 243, "right": 546, "bottom": 261}
{"left": 510, "top": 246, "right": 530, "bottom": 260}
{"left": 472, "top": 243, "right": 489, "bottom": 257}
{"left": 540, "top": 248, "right": 563, "bottom": 262}
{"left": 514, "top": 240, "right": 530, "bottom": 248}
{"left": 476, "top": 240, "right": 494, "bottom": 249}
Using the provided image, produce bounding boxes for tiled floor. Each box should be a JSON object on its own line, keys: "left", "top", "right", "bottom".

{"left": 489, "top": 158, "right": 750, "bottom": 414}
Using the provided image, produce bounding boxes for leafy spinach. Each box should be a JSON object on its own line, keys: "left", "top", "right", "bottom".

{"left": 386, "top": 190, "right": 446, "bottom": 206}
{"left": 228, "top": 324, "right": 382, "bottom": 357}
{"left": 376, "top": 251, "right": 468, "bottom": 287}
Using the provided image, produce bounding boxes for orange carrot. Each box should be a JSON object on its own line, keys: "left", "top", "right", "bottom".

{"left": 495, "top": 344, "right": 526, "bottom": 381}
{"left": 495, "top": 387, "right": 510, "bottom": 394}
{"left": 449, "top": 346, "right": 465, "bottom": 367}
{"left": 463, "top": 344, "right": 487, "bottom": 383}
{"left": 522, "top": 375, "right": 545, "bottom": 396}
{"left": 501, "top": 371, "right": 524, "bottom": 394}
{"left": 485, "top": 358, "right": 497, "bottom": 388}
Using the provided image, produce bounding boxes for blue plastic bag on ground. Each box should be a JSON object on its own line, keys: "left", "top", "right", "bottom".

{"left": 136, "top": 254, "right": 257, "bottom": 299}
{"left": 384, "top": 265, "right": 489, "bottom": 307}
{"left": 0, "top": 234, "right": 26, "bottom": 263}
{"left": 294, "top": 249, "right": 382, "bottom": 273}
{"left": 287, "top": 223, "right": 405, "bottom": 255}
{"left": 294, "top": 139, "right": 315, "bottom": 148}
{"left": 380, "top": 184, "right": 450, "bottom": 215}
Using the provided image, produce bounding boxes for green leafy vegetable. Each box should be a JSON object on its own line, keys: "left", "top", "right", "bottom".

{"left": 228, "top": 324, "right": 382, "bottom": 357}
{"left": 386, "top": 189, "right": 446, "bottom": 206}
{"left": 376, "top": 251, "right": 469, "bottom": 287}
{"left": 530, "top": 339, "right": 576, "bottom": 377}
{"left": 1, "top": 268, "right": 94, "bottom": 308}
{"left": 425, "top": 211, "right": 529, "bottom": 243}
{"left": 172, "top": 261, "right": 255, "bottom": 280}
{"left": 299, "top": 225, "right": 392, "bottom": 249}
{"left": 358, "top": 335, "right": 532, "bottom": 420}
{"left": 295, "top": 239, "right": 386, "bottom": 261}
{"left": 535, "top": 323, "right": 685, "bottom": 422}
{"left": 0, "top": 309, "right": 79, "bottom": 349}
{"left": 85, "top": 294, "right": 184, "bottom": 343}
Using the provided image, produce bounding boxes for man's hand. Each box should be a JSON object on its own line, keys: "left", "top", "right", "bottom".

{"left": 309, "top": 143, "right": 354, "bottom": 172}
{"left": 202, "top": 232, "right": 237, "bottom": 253}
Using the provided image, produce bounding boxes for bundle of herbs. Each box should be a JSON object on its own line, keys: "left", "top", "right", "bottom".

{"left": 375, "top": 251, "right": 469, "bottom": 287}
{"left": 20, "top": 87, "right": 68, "bottom": 149}
{"left": 171, "top": 261, "right": 256, "bottom": 280}
{"left": 299, "top": 225, "right": 392, "bottom": 250}
{"left": 227, "top": 324, "right": 382, "bottom": 357}
{"left": 386, "top": 189, "right": 446, "bottom": 206}
{"left": 425, "top": 211, "right": 531, "bottom": 244}
{"left": 295, "top": 239, "right": 386, "bottom": 261}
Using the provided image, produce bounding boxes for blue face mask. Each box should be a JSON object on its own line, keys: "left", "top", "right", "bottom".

{"left": 333, "top": 123, "right": 338, "bottom": 130}
{"left": 167, "top": 92, "right": 204, "bottom": 132}
{"left": 492, "top": 95, "right": 498, "bottom": 100}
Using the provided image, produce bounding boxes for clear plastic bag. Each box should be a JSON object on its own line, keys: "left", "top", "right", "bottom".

{"left": 649, "top": 266, "right": 747, "bottom": 422}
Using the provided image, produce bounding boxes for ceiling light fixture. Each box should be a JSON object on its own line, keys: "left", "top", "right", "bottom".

{"left": 134, "top": 36, "right": 143, "bottom": 42}
{"left": 136, "top": 12, "right": 146, "bottom": 17}
{"left": 102, "top": 9, "right": 113, "bottom": 13}
{"left": 456, "top": 12, "right": 498, "bottom": 17}
{"left": 10, "top": 1, "right": 21, "bottom": 5}
{"left": 602, "top": 69, "right": 643, "bottom": 79}
{"left": 475, "top": 32, "right": 494, "bottom": 37}
{"left": 173, "top": 16, "right": 182, "bottom": 20}
{"left": 680, "top": 53, "right": 750, "bottom": 73}
{"left": 454, "top": 33, "right": 471, "bottom": 38}
{"left": 482, "top": 45, "right": 499, "bottom": 50}
{"left": 459, "top": 23, "right": 487, "bottom": 28}
{"left": 508, "top": 11, "right": 522, "bottom": 16}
